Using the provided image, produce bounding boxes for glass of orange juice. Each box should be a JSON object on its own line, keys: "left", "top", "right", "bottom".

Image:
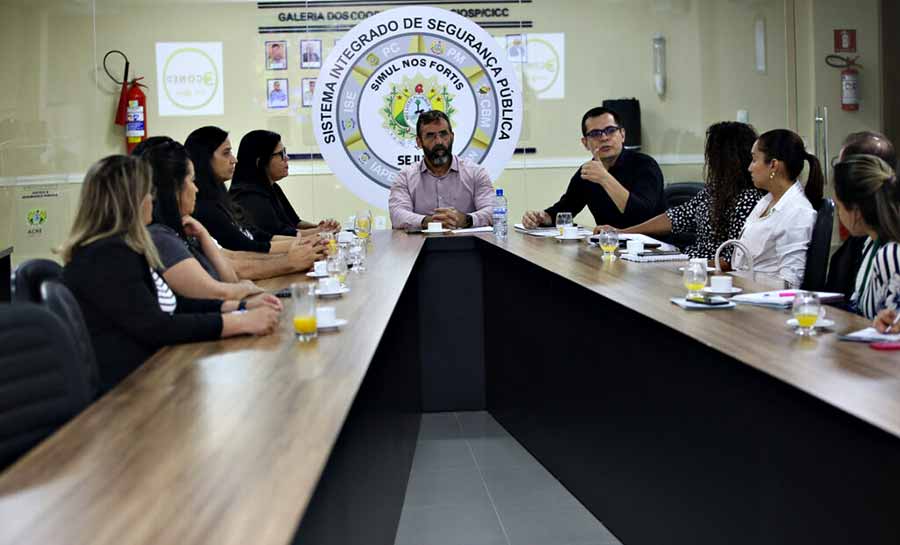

{"left": 683, "top": 260, "right": 707, "bottom": 301}
{"left": 355, "top": 210, "right": 372, "bottom": 240}
{"left": 792, "top": 291, "right": 821, "bottom": 336}
{"left": 292, "top": 283, "right": 317, "bottom": 342}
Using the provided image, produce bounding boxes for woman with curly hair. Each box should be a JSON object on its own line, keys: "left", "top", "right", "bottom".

{"left": 597, "top": 121, "right": 763, "bottom": 263}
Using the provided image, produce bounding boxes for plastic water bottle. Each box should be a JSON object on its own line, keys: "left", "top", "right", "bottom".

{"left": 493, "top": 188, "right": 508, "bottom": 240}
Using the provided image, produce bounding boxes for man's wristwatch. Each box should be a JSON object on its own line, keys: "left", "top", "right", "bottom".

{"left": 238, "top": 299, "right": 248, "bottom": 311}
{"left": 464, "top": 214, "right": 474, "bottom": 228}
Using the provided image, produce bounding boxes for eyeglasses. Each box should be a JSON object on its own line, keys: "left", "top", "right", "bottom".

{"left": 421, "top": 130, "right": 451, "bottom": 142}
{"left": 272, "top": 148, "right": 288, "bottom": 161}
{"left": 584, "top": 126, "right": 622, "bottom": 139}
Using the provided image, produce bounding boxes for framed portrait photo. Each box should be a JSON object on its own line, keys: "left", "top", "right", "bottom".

{"left": 265, "top": 40, "right": 287, "bottom": 70}
{"left": 301, "top": 77, "right": 317, "bottom": 108}
{"left": 300, "top": 39, "right": 322, "bottom": 69}
{"left": 267, "top": 78, "right": 289, "bottom": 109}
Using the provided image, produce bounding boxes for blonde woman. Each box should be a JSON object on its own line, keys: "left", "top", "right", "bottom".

{"left": 61, "top": 155, "right": 280, "bottom": 392}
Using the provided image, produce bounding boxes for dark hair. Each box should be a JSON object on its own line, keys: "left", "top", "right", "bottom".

{"left": 841, "top": 131, "right": 897, "bottom": 169}
{"left": 131, "top": 136, "right": 175, "bottom": 157}
{"left": 756, "top": 129, "right": 824, "bottom": 207}
{"left": 233, "top": 130, "right": 282, "bottom": 187}
{"left": 185, "top": 126, "right": 245, "bottom": 222}
{"left": 581, "top": 107, "right": 622, "bottom": 136}
{"left": 416, "top": 110, "right": 452, "bottom": 138}
{"left": 143, "top": 141, "right": 192, "bottom": 239}
{"left": 704, "top": 122, "right": 758, "bottom": 239}
{"left": 834, "top": 154, "right": 900, "bottom": 242}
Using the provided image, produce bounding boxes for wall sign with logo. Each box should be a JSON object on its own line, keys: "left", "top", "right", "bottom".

{"left": 313, "top": 6, "right": 523, "bottom": 208}
{"left": 155, "top": 42, "right": 224, "bottom": 116}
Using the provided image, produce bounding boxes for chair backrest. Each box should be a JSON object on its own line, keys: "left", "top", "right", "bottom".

{"left": 41, "top": 281, "right": 100, "bottom": 397}
{"left": 801, "top": 198, "right": 835, "bottom": 291}
{"left": 664, "top": 182, "right": 705, "bottom": 209}
{"left": 11, "top": 259, "right": 62, "bottom": 303}
{"left": 0, "top": 303, "right": 94, "bottom": 470}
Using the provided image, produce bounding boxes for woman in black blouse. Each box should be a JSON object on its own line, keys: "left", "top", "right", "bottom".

{"left": 229, "top": 130, "right": 339, "bottom": 237}
{"left": 597, "top": 122, "right": 763, "bottom": 263}
{"left": 185, "top": 126, "right": 326, "bottom": 278}
{"left": 61, "top": 155, "right": 280, "bottom": 392}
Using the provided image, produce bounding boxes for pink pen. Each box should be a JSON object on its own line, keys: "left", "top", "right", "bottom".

{"left": 778, "top": 291, "right": 796, "bottom": 297}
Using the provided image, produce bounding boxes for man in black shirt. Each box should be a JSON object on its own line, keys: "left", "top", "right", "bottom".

{"left": 521, "top": 106, "right": 665, "bottom": 229}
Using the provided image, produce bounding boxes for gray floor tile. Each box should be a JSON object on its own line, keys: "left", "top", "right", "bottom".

{"left": 403, "top": 467, "right": 490, "bottom": 509}
{"left": 481, "top": 464, "right": 574, "bottom": 510}
{"left": 456, "top": 410, "right": 510, "bottom": 439}
{"left": 394, "top": 498, "right": 509, "bottom": 545}
{"left": 496, "top": 500, "right": 618, "bottom": 545}
{"left": 467, "top": 436, "right": 539, "bottom": 470}
{"left": 411, "top": 439, "right": 478, "bottom": 472}
{"left": 419, "top": 412, "right": 464, "bottom": 440}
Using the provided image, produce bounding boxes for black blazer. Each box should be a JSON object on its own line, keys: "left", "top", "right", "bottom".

{"left": 63, "top": 236, "right": 223, "bottom": 392}
{"left": 230, "top": 179, "right": 302, "bottom": 237}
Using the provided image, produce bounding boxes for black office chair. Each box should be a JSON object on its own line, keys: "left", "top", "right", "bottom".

{"left": 11, "top": 258, "right": 62, "bottom": 303}
{"left": 661, "top": 182, "right": 705, "bottom": 249}
{"left": 800, "top": 198, "right": 835, "bottom": 292}
{"left": 0, "top": 303, "right": 94, "bottom": 470}
{"left": 41, "top": 281, "right": 100, "bottom": 397}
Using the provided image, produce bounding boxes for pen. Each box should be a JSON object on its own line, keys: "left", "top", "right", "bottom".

{"left": 885, "top": 310, "right": 900, "bottom": 334}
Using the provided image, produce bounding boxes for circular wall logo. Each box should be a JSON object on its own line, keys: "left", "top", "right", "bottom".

{"left": 26, "top": 208, "right": 47, "bottom": 226}
{"left": 162, "top": 48, "right": 220, "bottom": 110}
{"left": 313, "top": 7, "right": 523, "bottom": 208}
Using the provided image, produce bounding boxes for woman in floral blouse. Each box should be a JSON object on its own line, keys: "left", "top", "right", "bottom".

{"left": 596, "top": 122, "right": 763, "bottom": 263}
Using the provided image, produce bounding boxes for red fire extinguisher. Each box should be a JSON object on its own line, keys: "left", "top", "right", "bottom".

{"left": 826, "top": 55, "right": 861, "bottom": 112}
{"left": 124, "top": 78, "right": 149, "bottom": 154}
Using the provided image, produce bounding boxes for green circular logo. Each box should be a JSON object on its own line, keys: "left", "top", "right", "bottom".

{"left": 162, "top": 48, "right": 219, "bottom": 110}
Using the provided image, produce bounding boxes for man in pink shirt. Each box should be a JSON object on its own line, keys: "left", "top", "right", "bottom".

{"left": 389, "top": 110, "right": 496, "bottom": 229}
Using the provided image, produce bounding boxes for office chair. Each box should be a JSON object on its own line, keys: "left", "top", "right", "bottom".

{"left": 801, "top": 198, "right": 835, "bottom": 291}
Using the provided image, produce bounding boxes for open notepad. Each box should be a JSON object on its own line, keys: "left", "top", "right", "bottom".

{"left": 838, "top": 327, "right": 900, "bottom": 343}
{"left": 731, "top": 290, "right": 844, "bottom": 309}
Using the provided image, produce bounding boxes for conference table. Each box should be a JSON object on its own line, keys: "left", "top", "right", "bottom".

{"left": 1, "top": 230, "right": 899, "bottom": 545}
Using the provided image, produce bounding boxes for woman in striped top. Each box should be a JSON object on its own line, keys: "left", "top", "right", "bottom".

{"left": 61, "top": 156, "right": 281, "bottom": 392}
{"left": 832, "top": 154, "right": 900, "bottom": 326}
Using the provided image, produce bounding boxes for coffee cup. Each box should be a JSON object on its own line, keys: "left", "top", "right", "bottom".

{"left": 562, "top": 226, "right": 579, "bottom": 238}
{"left": 316, "top": 306, "right": 336, "bottom": 326}
{"left": 710, "top": 275, "right": 733, "bottom": 292}
{"left": 313, "top": 260, "right": 327, "bottom": 275}
{"left": 318, "top": 277, "right": 340, "bottom": 293}
{"left": 427, "top": 222, "right": 443, "bottom": 232}
{"left": 626, "top": 240, "right": 644, "bottom": 254}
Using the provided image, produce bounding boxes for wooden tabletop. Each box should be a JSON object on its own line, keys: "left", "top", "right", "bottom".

{"left": 476, "top": 232, "right": 900, "bottom": 439}
{"left": 0, "top": 231, "right": 424, "bottom": 545}
{"left": 0, "top": 230, "right": 896, "bottom": 545}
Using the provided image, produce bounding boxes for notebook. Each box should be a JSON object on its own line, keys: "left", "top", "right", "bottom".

{"left": 620, "top": 251, "right": 689, "bottom": 263}
{"left": 731, "top": 290, "right": 844, "bottom": 309}
{"left": 838, "top": 327, "right": 900, "bottom": 343}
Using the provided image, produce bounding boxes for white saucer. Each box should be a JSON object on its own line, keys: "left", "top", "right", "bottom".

{"left": 554, "top": 234, "right": 585, "bottom": 241}
{"left": 702, "top": 286, "right": 743, "bottom": 295}
{"left": 317, "top": 318, "right": 348, "bottom": 330}
{"left": 786, "top": 318, "right": 835, "bottom": 329}
{"left": 306, "top": 271, "right": 329, "bottom": 278}
{"left": 678, "top": 266, "right": 717, "bottom": 272}
{"left": 315, "top": 286, "right": 350, "bottom": 297}
{"left": 424, "top": 229, "right": 451, "bottom": 234}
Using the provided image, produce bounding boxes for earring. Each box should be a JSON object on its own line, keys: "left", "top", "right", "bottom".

{"left": 769, "top": 171, "right": 775, "bottom": 180}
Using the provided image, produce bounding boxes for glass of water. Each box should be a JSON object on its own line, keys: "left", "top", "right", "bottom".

{"left": 555, "top": 212, "right": 573, "bottom": 236}
{"left": 349, "top": 237, "right": 367, "bottom": 273}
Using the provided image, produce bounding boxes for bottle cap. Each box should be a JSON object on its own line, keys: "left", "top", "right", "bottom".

{"left": 496, "top": 188, "right": 504, "bottom": 196}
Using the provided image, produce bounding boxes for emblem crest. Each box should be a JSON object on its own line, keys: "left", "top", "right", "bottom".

{"left": 381, "top": 76, "right": 455, "bottom": 143}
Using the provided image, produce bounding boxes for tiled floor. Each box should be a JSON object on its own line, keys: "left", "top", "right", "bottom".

{"left": 394, "top": 411, "right": 623, "bottom": 545}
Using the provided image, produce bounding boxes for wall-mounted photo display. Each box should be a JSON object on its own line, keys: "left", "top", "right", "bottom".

{"left": 267, "top": 78, "right": 289, "bottom": 109}
{"left": 265, "top": 41, "right": 287, "bottom": 70}
{"left": 301, "top": 77, "right": 316, "bottom": 108}
{"left": 300, "top": 39, "right": 322, "bottom": 69}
